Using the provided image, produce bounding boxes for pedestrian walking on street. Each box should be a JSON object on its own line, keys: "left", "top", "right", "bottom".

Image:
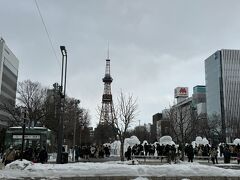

{"left": 38, "top": 146, "right": 48, "bottom": 164}
{"left": 2, "top": 145, "right": 16, "bottom": 166}
{"left": 210, "top": 147, "right": 218, "bottom": 164}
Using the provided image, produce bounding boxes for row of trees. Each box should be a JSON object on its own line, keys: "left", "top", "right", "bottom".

{"left": 167, "top": 103, "right": 226, "bottom": 159}
{"left": 1, "top": 79, "right": 140, "bottom": 162}
{"left": 0, "top": 80, "right": 91, "bottom": 151}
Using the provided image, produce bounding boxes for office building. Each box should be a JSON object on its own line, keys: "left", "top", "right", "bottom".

{"left": 0, "top": 37, "right": 19, "bottom": 127}
{"left": 192, "top": 85, "right": 206, "bottom": 115}
{"left": 205, "top": 49, "right": 240, "bottom": 142}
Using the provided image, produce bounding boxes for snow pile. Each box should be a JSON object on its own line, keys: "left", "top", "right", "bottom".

{"left": 1, "top": 161, "right": 240, "bottom": 179}
{"left": 111, "top": 136, "right": 140, "bottom": 155}
{"left": 192, "top": 136, "right": 209, "bottom": 147}
{"left": 110, "top": 140, "right": 121, "bottom": 155}
{"left": 233, "top": 138, "right": 240, "bottom": 145}
{"left": 131, "top": 177, "right": 149, "bottom": 180}
{"left": 125, "top": 136, "right": 140, "bottom": 147}
{"left": 142, "top": 140, "right": 148, "bottom": 146}
{"left": 159, "top": 136, "right": 175, "bottom": 145}
{"left": 103, "top": 143, "right": 111, "bottom": 146}
{"left": 5, "top": 159, "right": 34, "bottom": 170}
{"left": 195, "top": 136, "right": 203, "bottom": 145}
{"left": 202, "top": 138, "right": 209, "bottom": 145}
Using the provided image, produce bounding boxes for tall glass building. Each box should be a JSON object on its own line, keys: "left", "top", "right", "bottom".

{"left": 205, "top": 49, "right": 240, "bottom": 142}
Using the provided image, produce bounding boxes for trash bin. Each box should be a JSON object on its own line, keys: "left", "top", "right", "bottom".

{"left": 62, "top": 152, "right": 68, "bottom": 164}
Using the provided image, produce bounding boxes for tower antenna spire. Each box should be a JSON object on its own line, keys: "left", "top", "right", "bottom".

{"left": 107, "top": 41, "right": 110, "bottom": 59}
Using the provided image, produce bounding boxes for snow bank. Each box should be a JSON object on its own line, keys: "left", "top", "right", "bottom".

{"left": 5, "top": 159, "right": 34, "bottom": 170}
{"left": 132, "top": 177, "right": 149, "bottom": 180}
{"left": 1, "top": 160, "right": 240, "bottom": 179}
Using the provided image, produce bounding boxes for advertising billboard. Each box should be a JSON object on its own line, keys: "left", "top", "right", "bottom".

{"left": 174, "top": 87, "right": 188, "bottom": 98}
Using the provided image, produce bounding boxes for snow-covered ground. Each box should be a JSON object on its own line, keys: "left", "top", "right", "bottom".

{"left": 0, "top": 159, "right": 240, "bottom": 179}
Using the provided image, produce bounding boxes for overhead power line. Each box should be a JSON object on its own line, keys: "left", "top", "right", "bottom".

{"left": 34, "top": 0, "right": 61, "bottom": 68}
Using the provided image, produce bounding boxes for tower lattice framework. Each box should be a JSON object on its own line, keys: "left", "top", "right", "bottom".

{"left": 99, "top": 57, "right": 116, "bottom": 124}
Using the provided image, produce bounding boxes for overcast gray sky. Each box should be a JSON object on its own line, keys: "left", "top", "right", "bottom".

{"left": 1, "top": 0, "right": 240, "bottom": 127}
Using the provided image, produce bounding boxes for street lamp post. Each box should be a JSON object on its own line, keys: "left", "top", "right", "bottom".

{"left": 56, "top": 46, "right": 67, "bottom": 164}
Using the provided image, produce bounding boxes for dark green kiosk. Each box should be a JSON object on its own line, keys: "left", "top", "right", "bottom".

{"left": 4, "top": 127, "right": 53, "bottom": 151}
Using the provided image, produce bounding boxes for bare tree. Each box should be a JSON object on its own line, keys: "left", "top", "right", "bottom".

{"left": 191, "top": 111, "right": 209, "bottom": 139}
{"left": 207, "top": 113, "right": 223, "bottom": 144}
{"left": 64, "top": 98, "right": 91, "bottom": 146}
{"left": 114, "top": 92, "right": 138, "bottom": 161}
{"left": 17, "top": 80, "right": 47, "bottom": 126}
{"left": 0, "top": 101, "right": 22, "bottom": 126}
{"left": 168, "top": 103, "right": 194, "bottom": 160}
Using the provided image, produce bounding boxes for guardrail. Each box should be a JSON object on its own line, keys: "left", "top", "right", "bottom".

{"left": 132, "top": 155, "right": 238, "bottom": 164}
{"left": 132, "top": 155, "right": 168, "bottom": 163}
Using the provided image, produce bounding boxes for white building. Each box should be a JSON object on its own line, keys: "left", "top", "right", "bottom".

{"left": 0, "top": 37, "right": 19, "bottom": 127}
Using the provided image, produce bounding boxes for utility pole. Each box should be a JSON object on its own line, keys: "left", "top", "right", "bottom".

{"left": 20, "top": 107, "right": 27, "bottom": 161}
{"left": 72, "top": 99, "right": 80, "bottom": 162}
{"left": 56, "top": 46, "right": 67, "bottom": 164}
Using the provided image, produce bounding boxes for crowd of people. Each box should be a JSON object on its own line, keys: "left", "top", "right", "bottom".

{"left": 1, "top": 142, "right": 240, "bottom": 166}
{"left": 125, "top": 143, "right": 240, "bottom": 164}
{"left": 1, "top": 145, "right": 48, "bottom": 166}
{"left": 71, "top": 145, "right": 111, "bottom": 161}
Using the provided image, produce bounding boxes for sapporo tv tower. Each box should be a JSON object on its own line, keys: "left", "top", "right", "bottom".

{"left": 99, "top": 49, "right": 116, "bottom": 125}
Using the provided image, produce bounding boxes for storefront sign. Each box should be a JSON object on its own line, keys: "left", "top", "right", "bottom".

{"left": 13, "top": 135, "right": 40, "bottom": 140}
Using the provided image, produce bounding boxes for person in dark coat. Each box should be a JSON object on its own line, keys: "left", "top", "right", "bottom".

{"left": 170, "top": 145, "right": 176, "bottom": 163}
{"left": 219, "top": 144, "right": 224, "bottom": 157}
{"left": 38, "top": 146, "right": 48, "bottom": 164}
{"left": 125, "top": 146, "right": 132, "bottom": 160}
{"left": 223, "top": 145, "right": 231, "bottom": 164}
{"left": 186, "top": 145, "right": 194, "bottom": 162}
